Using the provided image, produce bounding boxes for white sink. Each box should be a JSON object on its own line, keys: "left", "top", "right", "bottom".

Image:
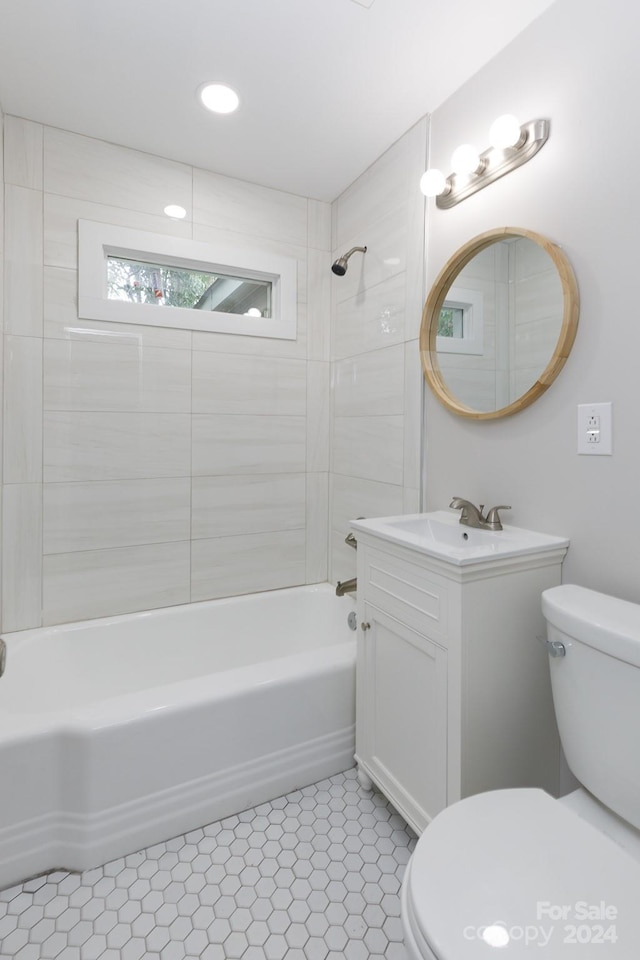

{"left": 351, "top": 510, "right": 569, "bottom": 565}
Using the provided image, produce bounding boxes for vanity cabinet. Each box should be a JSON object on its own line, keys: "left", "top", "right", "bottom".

{"left": 352, "top": 515, "right": 568, "bottom": 835}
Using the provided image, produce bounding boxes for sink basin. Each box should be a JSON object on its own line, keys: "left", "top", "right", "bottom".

{"left": 350, "top": 510, "right": 569, "bottom": 565}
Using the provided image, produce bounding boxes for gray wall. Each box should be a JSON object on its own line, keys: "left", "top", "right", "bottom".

{"left": 424, "top": 0, "right": 640, "bottom": 601}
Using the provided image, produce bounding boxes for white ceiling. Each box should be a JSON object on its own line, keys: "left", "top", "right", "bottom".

{"left": 0, "top": 0, "right": 557, "bottom": 202}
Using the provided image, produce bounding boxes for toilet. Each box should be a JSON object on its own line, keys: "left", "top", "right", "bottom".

{"left": 401, "top": 584, "right": 640, "bottom": 959}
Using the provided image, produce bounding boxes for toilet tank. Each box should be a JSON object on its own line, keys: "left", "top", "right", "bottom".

{"left": 542, "top": 584, "right": 640, "bottom": 830}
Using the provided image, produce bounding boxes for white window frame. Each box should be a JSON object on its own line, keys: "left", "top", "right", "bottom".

{"left": 436, "top": 285, "right": 484, "bottom": 356}
{"left": 78, "top": 220, "right": 297, "bottom": 339}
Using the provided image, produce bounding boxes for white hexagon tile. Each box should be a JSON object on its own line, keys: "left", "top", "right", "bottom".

{"left": 0, "top": 768, "right": 416, "bottom": 960}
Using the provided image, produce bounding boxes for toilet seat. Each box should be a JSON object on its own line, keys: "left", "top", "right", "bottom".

{"left": 403, "top": 788, "right": 640, "bottom": 959}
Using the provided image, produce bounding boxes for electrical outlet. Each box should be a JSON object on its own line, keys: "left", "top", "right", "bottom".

{"left": 578, "top": 403, "right": 612, "bottom": 455}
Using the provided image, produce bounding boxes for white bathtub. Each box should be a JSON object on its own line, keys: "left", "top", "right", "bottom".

{"left": 0, "top": 583, "right": 356, "bottom": 889}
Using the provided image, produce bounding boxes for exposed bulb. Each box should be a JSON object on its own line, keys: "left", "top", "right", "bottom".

{"left": 244, "top": 308, "right": 262, "bottom": 317}
{"left": 489, "top": 114, "right": 522, "bottom": 149}
{"left": 419, "top": 168, "right": 448, "bottom": 197}
{"left": 451, "top": 144, "right": 481, "bottom": 176}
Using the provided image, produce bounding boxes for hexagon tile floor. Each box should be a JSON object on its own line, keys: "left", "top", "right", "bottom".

{"left": 0, "top": 768, "right": 417, "bottom": 960}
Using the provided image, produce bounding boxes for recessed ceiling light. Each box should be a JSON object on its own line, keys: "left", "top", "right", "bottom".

{"left": 164, "top": 204, "right": 187, "bottom": 219}
{"left": 199, "top": 83, "right": 240, "bottom": 115}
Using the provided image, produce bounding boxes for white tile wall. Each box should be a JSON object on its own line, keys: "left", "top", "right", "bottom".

{"left": 44, "top": 339, "right": 192, "bottom": 413}
{"left": 2, "top": 484, "right": 42, "bottom": 631}
{"left": 193, "top": 169, "right": 308, "bottom": 246}
{"left": 44, "top": 412, "right": 192, "bottom": 483}
{"left": 3, "top": 116, "right": 43, "bottom": 190}
{"left": 44, "top": 127, "right": 192, "bottom": 215}
{"left": 333, "top": 416, "right": 404, "bottom": 485}
{"left": 43, "top": 541, "right": 191, "bottom": 625}
{"left": 43, "top": 478, "right": 191, "bottom": 554}
{"left": 192, "top": 353, "right": 306, "bottom": 416}
{"left": 328, "top": 120, "right": 427, "bottom": 581}
{"left": 191, "top": 474, "right": 306, "bottom": 539}
{"left": 4, "top": 335, "right": 43, "bottom": 483}
{"left": 4, "top": 185, "right": 43, "bottom": 337}
{"left": 1, "top": 112, "right": 428, "bottom": 626}
{"left": 2, "top": 115, "right": 335, "bottom": 627}
{"left": 192, "top": 415, "right": 306, "bottom": 478}
{"left": 191, "top": 530, "right": 306, "bottom": 602}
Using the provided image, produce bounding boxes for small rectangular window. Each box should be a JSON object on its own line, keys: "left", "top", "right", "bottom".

{"left": 107, "top": 256, "right": 272, "bottom": 318}
{"left": 78, "top": 221, "right": 297, "bottom": 339}
{"left": 436, "top": 286, "right": 484, "bottom": 356}
{"left": 437, "top": 307, "right": 464, "bottom": 339}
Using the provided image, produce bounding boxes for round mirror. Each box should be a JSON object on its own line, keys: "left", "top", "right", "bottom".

{"left": 420, "top": 227, "right": 579, "bottom": 419}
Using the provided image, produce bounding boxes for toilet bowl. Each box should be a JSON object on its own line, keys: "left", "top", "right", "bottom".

{"left": 401, "top": 584, "right": 640, "bottom": 959}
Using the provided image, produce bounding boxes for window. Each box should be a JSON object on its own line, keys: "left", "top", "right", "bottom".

{"left": 435, "top": 286, "right": 483, "bottom": 355}
{"left": 78, "top": 221, "right": 297, "bottom": 339}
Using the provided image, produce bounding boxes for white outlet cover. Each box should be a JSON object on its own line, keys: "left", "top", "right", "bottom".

{"left": 577, "top": 402, "right": 613, "bottom": 455}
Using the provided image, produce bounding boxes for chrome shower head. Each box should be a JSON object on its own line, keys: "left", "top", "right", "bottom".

{"left": 331, "top": 245, "right": 367, "bottom": 276}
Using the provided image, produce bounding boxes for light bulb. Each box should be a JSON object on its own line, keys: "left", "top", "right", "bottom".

{"left": 451, "top": 144, "right": 481, "bottom": 176}
{"left": 489, "top": 114, "right": 522, "bottom": 149}
{"left": 199, "top": 83, "right": 240, "bottom": 114}
{"left": 163, "top": 205, "right": 187, "bottom": 219}
{"left": 244, "top": 308, "right": 262, "bottom": 317}
{"left": 419, "top": 168, "right": 448, "bottom": 197}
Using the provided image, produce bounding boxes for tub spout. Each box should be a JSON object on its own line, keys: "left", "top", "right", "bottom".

{"left": 336, "top": 577, "right": 357, "bottom": 597}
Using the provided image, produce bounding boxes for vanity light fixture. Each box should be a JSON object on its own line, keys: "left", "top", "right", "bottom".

{"left": 420, "top": 116, "right": 549, "bottom": 209}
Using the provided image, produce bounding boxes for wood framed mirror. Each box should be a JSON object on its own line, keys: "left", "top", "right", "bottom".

{"left": 420, "top": 227, "right": 579, "bottom": 420}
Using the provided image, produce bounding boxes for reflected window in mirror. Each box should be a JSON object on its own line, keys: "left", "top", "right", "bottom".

{"left": 436, "top": 286, "right": 483, "bottom": 357}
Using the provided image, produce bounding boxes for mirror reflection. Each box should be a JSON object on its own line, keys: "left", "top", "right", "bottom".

{"left": 421, "top": 228, "right": 579, "bottom": 420}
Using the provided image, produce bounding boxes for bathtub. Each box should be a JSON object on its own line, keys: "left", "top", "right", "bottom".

{"left": 0, "top": 583, "right": 356, "bottom": 889}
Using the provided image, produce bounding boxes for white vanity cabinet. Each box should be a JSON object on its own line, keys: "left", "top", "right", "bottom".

{"left": 351, "top": 512, "right": 569, "bottom": 835}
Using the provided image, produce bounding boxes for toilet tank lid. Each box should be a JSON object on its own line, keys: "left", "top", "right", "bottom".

{"left": 542, "top": 584, "right": 640, "bottom": 667}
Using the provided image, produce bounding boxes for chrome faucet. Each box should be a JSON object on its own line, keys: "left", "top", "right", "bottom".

{"left": 449, "top": 498, "right": 511, "bottom": 531}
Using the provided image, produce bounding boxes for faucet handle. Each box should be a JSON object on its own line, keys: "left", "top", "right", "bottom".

{"left": 485, "top": 505, "right": 511, "bottom": 529}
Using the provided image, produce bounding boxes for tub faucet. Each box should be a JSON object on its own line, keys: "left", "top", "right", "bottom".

{"left": 336, "top": 577, "right": 357, "bottom": 596}
{"left": 449, "top": 497, "right": 511, "bottom": 531}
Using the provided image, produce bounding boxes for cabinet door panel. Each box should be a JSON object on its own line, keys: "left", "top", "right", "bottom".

{"left": 360, "top": 605, "right": 447, "bottom": 829}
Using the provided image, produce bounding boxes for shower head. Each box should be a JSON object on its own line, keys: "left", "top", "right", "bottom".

{"left": 331, "top": 245, "right": 367, "bottom": 276}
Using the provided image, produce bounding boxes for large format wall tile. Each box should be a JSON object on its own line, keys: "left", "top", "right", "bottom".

{"left": 332, "top": 271, "right": 407, "bottom": 361}
{"left": 191, "top": 530, "right": 306, "bottom": 602}
{"left": 192, "top": 353, "right": 306, "bottom": 416}
{"left": 3, "top": 116, "right": 43, "bottom": 190}
{"left": 2, "top": 484, "right": 43, "bottom": 631}
{"left": 44, "top": 412, "right": 191, "bottom": 481}
{"left": 44, "top": 127, "right": 192, "bottom": 216}
{"left": 306, "top": 472, "right": 329, "bottom": 584}
{"left": 43, "top": 541, "right": 191, "bottom": 625}
{"left": 333, "top": 344, "right": 405, "bottom": 418}
{"left": 193, "top": 168, "right": 308, "bottom": 246}
{"left": 332, "top": 415, "right": 404, "bottom": 485}
{"left": 4, "top": 185, "right": 43, "bottom": 337}
{"left": 43, "top": 478, "right": 191, "bottom": 554}
{"left": 191, "top": 474, "right": 306, "bottom": 539}
{"left": 44, "top": 193, "right": 192, "bottom": 270}
{"left": 4, "top": 336, "right": 43, "bottom": 483}
{"left": 192, "top": 415, "right": 306, "bottom": 477}
{"left": 306, "top": 361, "right": 330, "bottom": 472}
{"left": 44, "top": 339, "right": 192, "bottom": 413}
